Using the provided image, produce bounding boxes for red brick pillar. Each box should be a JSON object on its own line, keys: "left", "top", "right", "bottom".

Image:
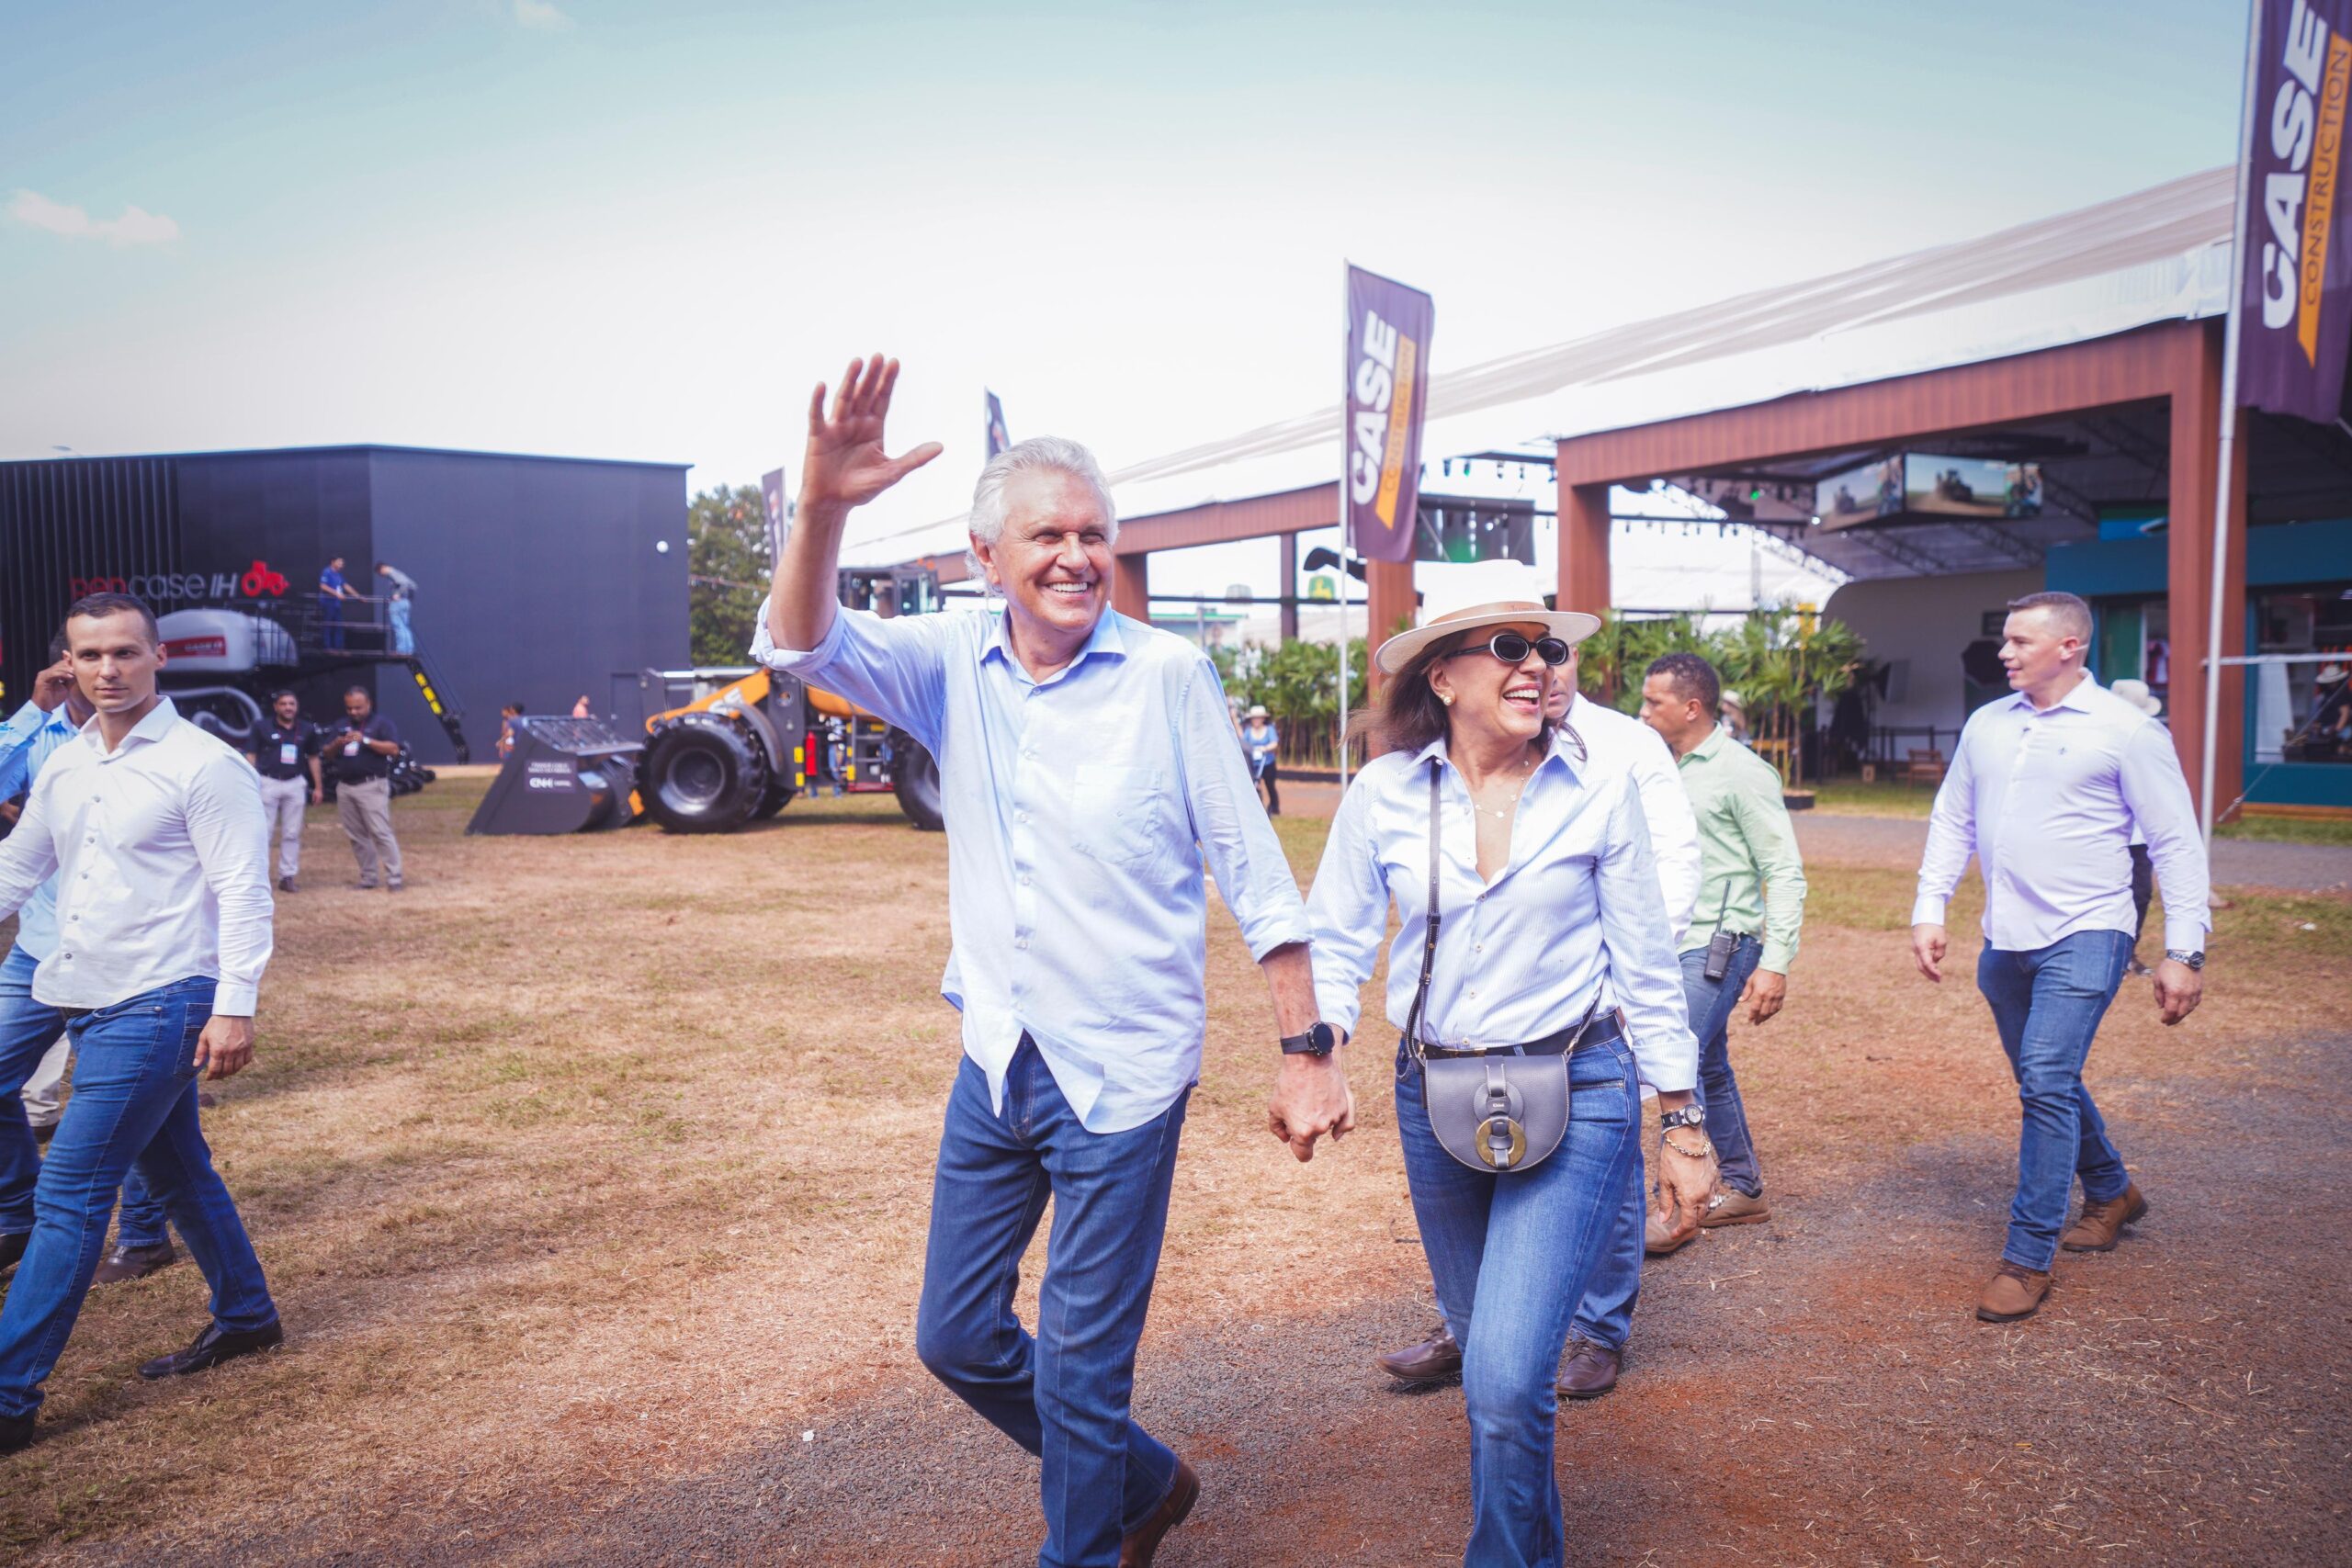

{"left": 1112, "top": 551, "right": 1150, "bottom": 626}
{"left": 2166, "top": 319, "right": 2248, "bottom": 820}
{"left": 1558, "top": 480, "right": 1612, "bottom": 616}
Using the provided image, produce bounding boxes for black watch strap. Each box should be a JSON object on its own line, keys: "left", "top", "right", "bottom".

{"left": 1280, "top": 1021, "right": 1338, "bottom": 1056}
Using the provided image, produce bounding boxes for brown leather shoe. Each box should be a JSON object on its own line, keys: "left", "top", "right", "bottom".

{"left": 1700, "top": 1188, "right": 1770, "bottom": 1228}
{"left": 1375, "top": 1322, "right": 1461, "bottom": 1382}
{"left": 1556, "top": 1337, "right": 1621, "bottom": 1400}
{"left": 1119, "top": 1457, "right": 1198, "bottom": 1567}
{"left": 2062, "top": 1184, "right": 2147, "bottom": 1252}
{"left": 1645, "top": 1208, "right": 1695, "bottom": 1256}
{"left": 1975, "top": 1260, "right": 2053, "bottom": 1323}
{"left": 93, "top": 1240, "right": 178, "bottom": 1285}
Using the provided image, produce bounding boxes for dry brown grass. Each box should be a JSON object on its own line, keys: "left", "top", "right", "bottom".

{"left": 0, "top": 782, "right": 2343, "bottom": 1562}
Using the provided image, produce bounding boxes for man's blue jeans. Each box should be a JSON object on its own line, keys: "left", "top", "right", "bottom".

{"left": 1976, "top": 931, "right": 2134, "bottom": 1272}
{"left": 114, "top": 1168, "right": 171, "bottom": 1250}
{"left": 0, "top": 946, "right": 66, "bottom": 1238}
{"left": 0, "top": 976, "right": 277, "bottom": 1420}
{"left": 1567, "top": 935, "right": 1761, "bottom": 1353}
{"left": 1396, "top": 1034, "right": 1641, "bottom": 1568}
{"left": 389, "top": 598, "right": 414, "bottom": 655}
{"left": 913, "top": 1040, "right": 1187, "bottom": 1568}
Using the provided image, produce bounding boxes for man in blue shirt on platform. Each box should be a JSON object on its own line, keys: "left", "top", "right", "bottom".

{"left": 753, "top": 355, "right": 1352, "bottom": 1568}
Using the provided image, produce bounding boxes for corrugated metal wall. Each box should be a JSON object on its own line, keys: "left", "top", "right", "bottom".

{"left": 0, "top": 458, "right": 182, "bottom": 707}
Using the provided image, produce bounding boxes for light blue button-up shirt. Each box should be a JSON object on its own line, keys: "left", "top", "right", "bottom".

{"left": 0, "top": 700, "right": 78, "bottom": 963}
{"left": 1914, "top": 672, "right": 2211, "bottom": 953}
{"left": 1306, "top": 732, "right": 1700, "bottom": 1093}
{"left": 752, "top": 601, "right": 1309, "bottom": 1134}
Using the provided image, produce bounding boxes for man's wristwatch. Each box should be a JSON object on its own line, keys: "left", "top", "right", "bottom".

{"left": 1280, "top": 1022, "right": 1339, "bottom": 1057}
{"left": 1659, "top": 1104, "right": 1706, "bottom": 1134}
{"left": 2164, "top": 950, "right": 2205, "bottom": 971}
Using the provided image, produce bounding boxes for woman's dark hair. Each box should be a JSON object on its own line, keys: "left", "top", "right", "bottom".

{"left": 1358, "top": 630, "right": 1566, "bottom": 760}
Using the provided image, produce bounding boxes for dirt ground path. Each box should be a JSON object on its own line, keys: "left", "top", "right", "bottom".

{"left": 10, "top": 785, "right": 2348, "bottom": 1566}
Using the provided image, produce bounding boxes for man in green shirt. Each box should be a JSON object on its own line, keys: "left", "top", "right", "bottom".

{"left": 1639, "top": 652, "right": 1806, "bottom": 1236}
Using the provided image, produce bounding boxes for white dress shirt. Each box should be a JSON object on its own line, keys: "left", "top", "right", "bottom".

{"left": 1306, "top": 733, "right": 1700, "bottom": 1093}
{"left": 1566, "top": 694, "right": 1701, "bottom": 944}
{"left": 1913, "top": 673, "right": 2210, "bottom": 954}
{"left": 752, "top": 601, "right": 1309, "bottom": 1135}
{"left": 0, "top": 699, "right": 275, "bottom": 1014}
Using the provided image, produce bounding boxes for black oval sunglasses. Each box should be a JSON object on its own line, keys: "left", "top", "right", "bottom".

{"left": 1449, "top": 630, "right": 1573, "bottom": 668}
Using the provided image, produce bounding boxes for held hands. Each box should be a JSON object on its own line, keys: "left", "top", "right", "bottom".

{"left": 1267, "top": 1045, "right": 1356, "bottom": 1163}
{"left": 800, "top": 355, "right": 943, "bottom": 516}
{"left": 1740, "top": 967, "right": 1788, "bottom": 1026}
{"left": 1909, "top": 922, "right": 1948, "bottom": 983}
{"left": 2152, "top": 958, "right": 2203, "bottom": 1025}
{"left": 194, "top": 1015, "right": 256, "bottom": 1081}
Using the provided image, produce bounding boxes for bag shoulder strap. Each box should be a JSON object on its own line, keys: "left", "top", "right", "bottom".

{"left": 1403, "top": 758, "right": 1442, "bottom": 1055}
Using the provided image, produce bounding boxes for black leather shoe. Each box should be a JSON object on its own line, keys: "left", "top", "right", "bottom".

{"left": 1376, "top": 1322, "right": 1463, "bottom": 1382}
{"left": 1557, "top": 1337, "right": 1622, "bottom": 1400}
{"left": 0, "top": 1230, "right": 27, "bottom": 1276}
{"left": 0, "top": 1410, "right": 34, "bottom": 1454}
{"left": 29, "top": 1122, "right": 54, "bottom": 1147}
{"left": 138, "top": 1318, "right": 284, "bottom": 1381}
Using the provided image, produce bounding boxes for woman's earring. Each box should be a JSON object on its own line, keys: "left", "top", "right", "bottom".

{"left": 1438, "top": 693, "right": 1454, "bottom": 707}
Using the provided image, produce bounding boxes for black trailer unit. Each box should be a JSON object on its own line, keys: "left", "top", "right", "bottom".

{"left": 0, "top": 446, "right": 688, "bottom": 764}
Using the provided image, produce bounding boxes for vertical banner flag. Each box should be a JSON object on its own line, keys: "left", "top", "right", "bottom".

{"left": 1344, "top": 265, "right": 1435, "bottom": 562}
{"left": 985, "top": 390, "right": 1012, "bottom": 458}
{"left": 2241, "top": 0, "right": 2352, "bottom": 420}
{"left": 761, "top": 468, "right": 790, "bottom": 570}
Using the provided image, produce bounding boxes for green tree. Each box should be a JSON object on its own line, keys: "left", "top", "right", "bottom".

{"left": 688, "top": 484, "right": 770, "bottom": 666}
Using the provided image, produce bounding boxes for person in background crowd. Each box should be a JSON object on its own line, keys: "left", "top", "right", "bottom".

{"left": 497, "top": 703, "right": 525, "bottom": 760}
{"left": 1306, "top": 564, "right": 1706, "bottom": 1567}
{"left": 0, "top": 636, "right": 89, "bottom": 1176}
{"left": 755, "top": 357, "right": 1343, "bottom": 1568}
{"left": 249, "top": 690, "right": 323, "bottom": 894}
{"left": 375, "top": 561, "right": 419, "bottom": 655}
{"left": 1377, "top": 625, "right": 1702, "bottom": 1399}
{"left": 1719, "top": 688, "right": 1750, "bottom": 743}
{"left": 324, "top": 686, "right": 403, "bottom": 892}
{"left": 1242, "top": 704, "right": 1281, "bottom": 816}
{"left": 318, "top": 556, "right": 360, "bottom": 651}
{"left": 0, "top": 592, "right": 286, "bottom": 1452}
{"left": 1912, "top": 592, "right": 2208, "bottom": 1325}
{"left": 571, "top": 694, "right": 593, "bottom": 719}
{"left": 2109, "top": 678, "right": 2165, "bottom": 976}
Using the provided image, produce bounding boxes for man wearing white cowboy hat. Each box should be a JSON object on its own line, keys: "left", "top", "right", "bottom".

{"left": 1241, "top": 703, "right": 1281, "bottom": 815}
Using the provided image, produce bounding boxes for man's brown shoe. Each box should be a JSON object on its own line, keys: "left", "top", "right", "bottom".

{"left": 1700, "top": 1188, "right": 1770, "bottom": 1228}
{"left": 1556, "top": 1337, "right": 1621, "bottom": 1400}
{"left": 1375, "top": 1322, "right": 1461, "bottom": 1382}
{"left": 92, "top": 1240, "right": 178, "bottom": 1285}
{"left": 2062, "top": 1184, "right": 2147, "bottom": 1253}
{"left": 1119, "top": 1457, "right": 1198, "bottom": 1567}
{"left": 1975, "top": 1260, "right": 2052, "bottom": 1323}
{"left": 1644, "top": 1208, "right": 1695, "bottom": 1257}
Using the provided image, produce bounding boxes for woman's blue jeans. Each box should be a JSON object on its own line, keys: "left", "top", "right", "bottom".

{"left": 1396, "top": 1034, "right": 1642, "bottom": 1568}
{"left": 0, "top": 976, "right": 277, "bottom": 1420}
{"left": 1975, "top": 931, "right": 2134, "bottom": 1271}
{"left": 913, "top": 1041, "right": 1187, "bottom": 1568}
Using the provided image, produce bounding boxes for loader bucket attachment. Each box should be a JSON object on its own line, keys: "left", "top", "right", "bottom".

{"left": 467, "top": 717, "right": 644, "bottom": 835}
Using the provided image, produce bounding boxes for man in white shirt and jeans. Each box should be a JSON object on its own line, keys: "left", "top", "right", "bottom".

{"left": 0, "top": 592, "right": 284, "bottom": 1452}
{"left": 1911, "top": 591, "right": 2208, "bottom": 1325}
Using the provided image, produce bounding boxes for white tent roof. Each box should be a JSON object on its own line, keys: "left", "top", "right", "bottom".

{"left": 862, "top": 165, "right": 2235, "bottom": 566}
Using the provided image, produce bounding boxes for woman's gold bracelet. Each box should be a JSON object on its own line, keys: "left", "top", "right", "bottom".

{"left": 1660, "top": 1133, "right": 1714, "bottom": 1160}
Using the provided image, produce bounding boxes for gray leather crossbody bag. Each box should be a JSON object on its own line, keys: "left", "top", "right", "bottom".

{"left": 1403, "top": 759, "right": 1612, "bottom": 1175}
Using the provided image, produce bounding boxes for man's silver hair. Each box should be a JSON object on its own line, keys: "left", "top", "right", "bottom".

{"left": 968, "top": 436, "right": 1119, "bottom": 547}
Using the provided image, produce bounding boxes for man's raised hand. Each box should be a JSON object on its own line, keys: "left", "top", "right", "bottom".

{"left": 801, "top": 355, "right": 943, "bottom": 515}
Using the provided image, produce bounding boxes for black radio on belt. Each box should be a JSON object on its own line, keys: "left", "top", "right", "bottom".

{"left": 1700, "top": 885, "right": 1737, "bottom": 982}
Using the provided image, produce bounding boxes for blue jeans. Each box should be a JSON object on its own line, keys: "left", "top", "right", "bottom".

{"left": 1567, "top": 935, "right": 1762, "bottom": 1352}
{"left": 114, "top": 1168, "right": 171, "bottom": 1249}
{"left": 913, "top": 1041, "right": 1187, "bottom": 1568}
{"left": 0, "top": 946, "right": 66, "bottom": 1237}
{"left": 389, "top": 598, "right": 413, "bottom": 655}
{"left": 1976, "top": 931, "right": 2134, "bottom": 1271}
{"left": 1396, "top": 1034, "right": 1641, "bottom": 1568}
{"left": 0, "top": 976, "right": 277, "bottom": 1420}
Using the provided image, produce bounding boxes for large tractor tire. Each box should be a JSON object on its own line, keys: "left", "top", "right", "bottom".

{"left": 890, "top": 728, "right": 944, "bottom": 831}
{"left": 751, "top": 778, "right": 796, "bottom": 821}
{"left": 641, "top": 715, "right": 769, "bottom": 833}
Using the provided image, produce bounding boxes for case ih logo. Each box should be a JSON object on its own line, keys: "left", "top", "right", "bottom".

{"left": 69, "top": 559, "right": 291, "bottom": 602}
{"left": 163, "top": 636, "right": 229, "bottom": 660}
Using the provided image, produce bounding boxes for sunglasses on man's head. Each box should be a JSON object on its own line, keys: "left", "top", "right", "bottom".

{"left": 1450, "top": 630, "right": 1573, "bottom": 668}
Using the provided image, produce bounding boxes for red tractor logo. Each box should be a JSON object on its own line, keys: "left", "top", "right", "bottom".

{"left": 241, "top": 559, "right": 288, "bottom": 597}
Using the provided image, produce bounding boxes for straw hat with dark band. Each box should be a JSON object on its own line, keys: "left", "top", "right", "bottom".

{"left": 1374, "top": 560, "right": 1602, "bottom": 675}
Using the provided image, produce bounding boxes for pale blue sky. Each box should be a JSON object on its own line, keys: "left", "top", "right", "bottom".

{"left": 3, "top": 0, "right": 2246, "bottom": 568}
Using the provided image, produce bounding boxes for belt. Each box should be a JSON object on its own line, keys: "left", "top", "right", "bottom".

{"left": 1418, "top": 1009, "right": 1626, "bottom": 1061}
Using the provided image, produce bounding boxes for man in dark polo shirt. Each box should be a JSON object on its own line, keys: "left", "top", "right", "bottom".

{"left": 323, "top": 686, "right": 402, "bottom": 891}
{"left": 247, "top": 691, "right": 323, "bottom": 894}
